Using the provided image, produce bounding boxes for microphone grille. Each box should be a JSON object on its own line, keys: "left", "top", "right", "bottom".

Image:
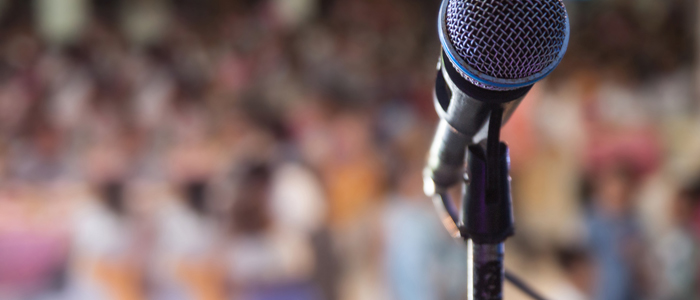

{"left": 445, "top": 0, "right": 568, "bottom": 83}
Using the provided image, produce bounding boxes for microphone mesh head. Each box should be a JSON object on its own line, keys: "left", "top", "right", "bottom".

{"left": 445, "top": 0, "right": 568, "bottom": 83}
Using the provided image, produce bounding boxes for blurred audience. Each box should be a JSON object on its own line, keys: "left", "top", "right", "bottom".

{"left": 585, "top": 165, "right": 648, "bottom": 300}
{"left": 655, "top": 180, "right": 700, "bottom": 300}
{"left": 552, "top": 247, "right": 596, "bottom": 300}
{"left": 0, "top": 0, "right": 695, "bottom": 300}
{"left": 227, "top": 162, "right": 320, "bottom": 300}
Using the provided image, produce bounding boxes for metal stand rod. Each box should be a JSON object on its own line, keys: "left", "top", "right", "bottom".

{"left": 461, "top": 140, "right": 511, "bottom": 299}
{"left": 469, "top": 242, "right": 505, "bottom": 300}
{"left": 427, "top": 107, "right": 549, "bottom": 300}
{"left": 431, "top": 192, "right": 550, "bottom": 300}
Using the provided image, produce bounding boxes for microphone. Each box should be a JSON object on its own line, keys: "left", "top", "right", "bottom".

{"left": 424, "top": 0, "right": 569, "bottom": 194}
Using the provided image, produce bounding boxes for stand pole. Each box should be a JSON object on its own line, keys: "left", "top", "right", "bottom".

{"left": 426, "top": 109, "right": 548, "bottom": 300}
{"left": 462, "top": 142, "right": 513, "bottom": 300}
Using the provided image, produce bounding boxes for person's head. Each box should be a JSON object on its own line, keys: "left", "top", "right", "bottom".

{"left": 182, "top": 180, "right": 208, "bottom": 215}
{"left": 84, "top": 142, "right": 130, "bottom": 183}
{"left": 230, "top": 163, "right": 272, "bottom": 234}
{"left": 556, "top": 246, "right": 596, "bottom": 296}
{"left": 592, "top": 163, "right": 639, "bottom": 216}
{"left": 673, "top": 179, "right": 700, "bottom": 226}
{"left": 100, "top": 180, "right": 126, "bottom": 216}
{"left": 21, "top": 108, "right": 61, "bottom": 158}
{"left": 84, "top": 143, "right": 131, "bottom": 215}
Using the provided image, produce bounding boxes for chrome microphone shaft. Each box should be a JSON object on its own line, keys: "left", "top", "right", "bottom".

{"left": 469, "top": 242, "right": 505, "bottom": 300}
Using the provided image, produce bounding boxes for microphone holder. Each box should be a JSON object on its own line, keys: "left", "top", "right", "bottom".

{"left": 430, "top": 108, "right": 549, "bottom": 300}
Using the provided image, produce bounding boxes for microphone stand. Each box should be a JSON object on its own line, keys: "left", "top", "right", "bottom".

{"left": 430, "top": 108, "right": 549, "bottom": 300}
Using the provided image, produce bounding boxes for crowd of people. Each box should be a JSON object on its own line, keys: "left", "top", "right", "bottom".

{"left": 0, "top": 0, "right": 697, "bottom": 300}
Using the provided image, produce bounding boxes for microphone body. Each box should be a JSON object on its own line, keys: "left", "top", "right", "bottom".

{"left": 424, "top": 0, "right": 569, "bottom": 193}
{"left": 425, "top": 1, "right": 569, "bottom": 298}
{"left": 425, "top": 52, "right": 530, "bottom": 190}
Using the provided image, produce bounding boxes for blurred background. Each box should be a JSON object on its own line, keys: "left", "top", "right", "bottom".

{"left": 0, "top": 0, "right": 696, "bottom": 299}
